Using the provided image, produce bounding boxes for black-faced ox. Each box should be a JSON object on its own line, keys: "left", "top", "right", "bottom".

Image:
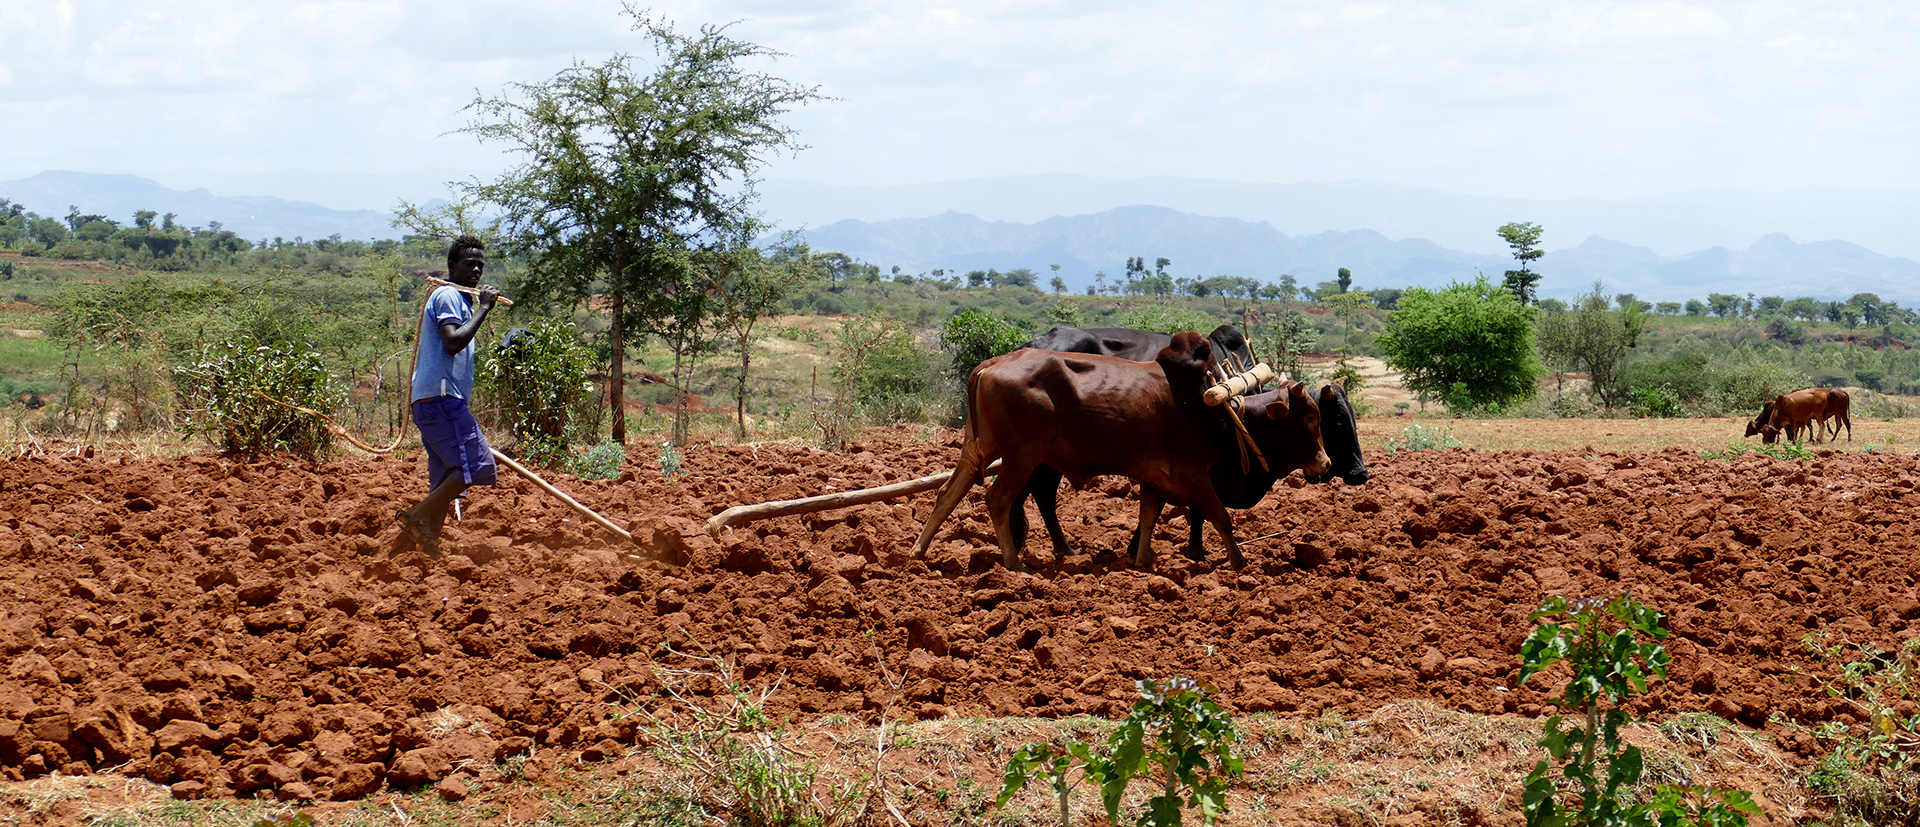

{"left": 911, "top": 332, "right": 1332, "bottom": 571}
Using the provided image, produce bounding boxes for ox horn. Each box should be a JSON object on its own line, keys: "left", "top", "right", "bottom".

{"left": 1204, "top": 363, "right": 1277, "bottom": 406}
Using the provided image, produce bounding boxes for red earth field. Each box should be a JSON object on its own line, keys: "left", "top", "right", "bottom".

{"left": 2, "top": 426, "right": 1917, "bottom": 820}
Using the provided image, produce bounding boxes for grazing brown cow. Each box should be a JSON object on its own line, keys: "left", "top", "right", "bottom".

{"left": 911, "top": 332, "right": 1331, "bottom": 571}
{"left": 1746, "top": 388, "right": 1853, "bottom": 445}
{"left": 1757, "top": 389, "right": 1832, "bottom": 445}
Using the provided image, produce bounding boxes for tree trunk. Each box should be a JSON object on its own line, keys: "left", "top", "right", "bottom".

{"left": 610, "top": 291, "right": 626, "bottom": 445}
{"left": 671, "top": 342, "right": 688, "bottom": 446}
{"left": 735, "top": 333, "right": 750, "bottom": 440}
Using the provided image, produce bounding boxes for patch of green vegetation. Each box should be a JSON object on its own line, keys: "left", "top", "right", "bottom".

{"left": 1700, "top": 442, "right": 1817, "bottom": 461}
{"left": 1384, "top": 423, "right": 1464, "bottom": 454}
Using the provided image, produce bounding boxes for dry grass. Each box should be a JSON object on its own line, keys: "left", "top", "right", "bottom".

{"left": 6, "top": 702, "right": 1804, "bottom": 826}
{"left": 1360, "top": 415, "right": 1917, "bottom": 455}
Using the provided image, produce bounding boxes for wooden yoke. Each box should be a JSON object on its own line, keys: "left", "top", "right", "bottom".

{"left": 1202, "top": 362, "right": 1277, "bottom": 474}
{"left": 1203, "top": 363, "right": 1276, "bottom": 406}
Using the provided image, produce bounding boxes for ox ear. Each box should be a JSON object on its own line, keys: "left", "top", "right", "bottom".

{"left": 1264, "top": 396, "right": 1289, "bottom": 419}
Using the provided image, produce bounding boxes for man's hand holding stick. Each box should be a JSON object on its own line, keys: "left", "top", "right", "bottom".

{"left": 423, "top": 274, "right": 515, "bottom": 306}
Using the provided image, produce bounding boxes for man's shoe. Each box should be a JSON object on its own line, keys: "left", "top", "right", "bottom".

{"left": 396, "top": 510, "right": 439, "bottom": 557}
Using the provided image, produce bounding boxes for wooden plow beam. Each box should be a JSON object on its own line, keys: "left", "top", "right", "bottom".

{"left": 706, "top": 460, "right": 1001, "bottom": 539}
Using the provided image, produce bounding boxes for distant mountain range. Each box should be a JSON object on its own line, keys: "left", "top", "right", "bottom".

{"left": 799, "top": 207, "right": 1920, "bottom": 306}
{"left": 6, "top": 170, "right": 1918, "bottom": 305}
{"left": 0, "top": 171, "right": 401, "bottom": 243}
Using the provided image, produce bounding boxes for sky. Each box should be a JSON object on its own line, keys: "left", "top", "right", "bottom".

{"left": 3, "top": 0, "right": 1917, "bottom": 211}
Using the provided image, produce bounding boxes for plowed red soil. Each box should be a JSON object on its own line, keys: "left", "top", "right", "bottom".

{"left": 2, "top": 429, "right": 1916, "bottom": 804}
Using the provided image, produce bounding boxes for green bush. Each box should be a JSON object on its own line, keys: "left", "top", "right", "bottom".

{"left": 173, "top": 339, "right": 345, "bottom": 459}
{"left": 1795, "top": 633, "right": 1920, "bottom": 826}
{"left": 478, "top": 318, "right": 596, "bottom": 467}
{"left": 1119, "top": 303, "right": 1223, "bottom": 335}
{"left": 1619, "top": 352, "right": 1712, "bottom": 404}
{"left": 1384, "top": 423, "right": 1463, "bottom": 454}
{"left": 1379, "top": 276, "right": 1542, "bottom": 410}
{"left": 566, "top": 440, "right": 626, "bottom": 480}
{"left": 999, "top": 676, "right": 1243, "bottom": 827}
{"left": 846, "top": 322, "right": 945, "bottom": 425}
{"left": 1518, "top": 594, "right": 1757, "bottom": 827}
{"left": 1703, "top": 360, "right": 1804, "bottom": 417}
{"left": 1627, "top": 384, "right": 1685, "bottom": 418}
{"left": 940, "top": 309, "right": 1028, "bottom": 378}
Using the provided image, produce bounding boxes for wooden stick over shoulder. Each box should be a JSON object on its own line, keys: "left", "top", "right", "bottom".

{"left": 423, "top": 275, "right": 516, "bottom": 306}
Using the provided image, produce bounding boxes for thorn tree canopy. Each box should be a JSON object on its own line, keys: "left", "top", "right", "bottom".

{"left": 399, "top": 7, "right": 822, "bottom": 444}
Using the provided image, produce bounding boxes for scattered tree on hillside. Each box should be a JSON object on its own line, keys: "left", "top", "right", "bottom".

{"left": 397, "top": 8, "right": 821, "bottom": 445}
{"left": 1337, "top": 267, "right": 1353, "bottom": 294}
{"left": 1536, "top": 281, "right": 1645, "bottom": 408}
{"left": 1497, "top": 221, "right": 1545, "bottom": 305}
{"left": 703, "top": 228, "right": 810, "bottom": 439}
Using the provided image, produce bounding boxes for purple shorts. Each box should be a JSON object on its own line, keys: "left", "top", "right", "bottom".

{"left": 412, "top": 396, "right": 497, "bottom": 489}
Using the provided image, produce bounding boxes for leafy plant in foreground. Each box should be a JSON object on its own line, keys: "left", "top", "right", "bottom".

{"left": 1518, "top": 593, "right": 1758, "bottom": 827}
{"left": 999, "top": 676, "right": 1244, "bottom": 827}
{"left": 1790, "top": 631, "right": 1920, "bottom": 825}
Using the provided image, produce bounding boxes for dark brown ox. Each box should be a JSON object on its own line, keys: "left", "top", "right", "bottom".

{"left": 1012, "top": 324, "right": 1366, "bottom": 559}
{"left": 911, "top": 332, "right": 1331, "bottom": 571}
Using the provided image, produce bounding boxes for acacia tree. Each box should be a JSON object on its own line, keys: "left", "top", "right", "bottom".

{"left": 400, "top": 8, "right": 820, "bottom": 444}
{"left": 1379, "top": 276, "right": 1542, "bottom": 411}
{"left": 1536, "top": 281, "right": 1645, "bottom": 408}
{"left": 702, "top": 229, "right": 809, "bottom": 439}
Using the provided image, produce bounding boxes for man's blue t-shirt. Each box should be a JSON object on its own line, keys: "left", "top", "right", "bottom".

{"left": 411, "top": 286, "right": 475, "bottom": 402}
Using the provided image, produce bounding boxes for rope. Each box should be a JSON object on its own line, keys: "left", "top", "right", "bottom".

{"left": 1207, "top": 358, "right": 1272, "bottom": 475}
{"left": 1222, "top": 397, "right": 1270, "bottom": 474}
{"left": 245, "top": 278, "right": 440, "bottom": 457}
{"left": 251, "top": 390, "right": 403, "bottom": 455}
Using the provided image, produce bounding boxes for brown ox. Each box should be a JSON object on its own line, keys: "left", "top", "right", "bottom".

{"left": 1747, "top": 388, "right": 1838, "bottom": 445}
{"left": 911, "top": 332, "right": 1331, "bottom": 571}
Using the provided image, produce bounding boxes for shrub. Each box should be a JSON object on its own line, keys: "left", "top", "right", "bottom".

{"left": 1793, "top": 632, "right": 1920, "bottom": 825}
{"left": 846, "top": 322, "right": 944, "bottom": 425}
{"left": 1703, "top": 360, "right": 1804, "bottom": 417}
{"left": 1619, "top": 352, "right": 1712, "bottom": 404}
{"left": 1379, "top": 276, "right": 1542, "bottom": 410}
{"left": 567, "top": 440, "right": 626, "bottom": 480}
{"left": 173, "top": 339, "right": 345, "bottom": 459}
{"left": 1383, "top": 423, "right": 1463, "bottom": 454}
{"left": 1626, "top": 384, "right": 1685, "bottom": 418}
{"left": 939, "top": 309, "right": 1027, "bottom": 378}
{"left": 478, "top": 319, "right": 595, "bottom": 467}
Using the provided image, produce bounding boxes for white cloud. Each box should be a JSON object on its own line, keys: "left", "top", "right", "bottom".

{"left": 3, "top": 0, "right": 1915, "bottom": 201}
